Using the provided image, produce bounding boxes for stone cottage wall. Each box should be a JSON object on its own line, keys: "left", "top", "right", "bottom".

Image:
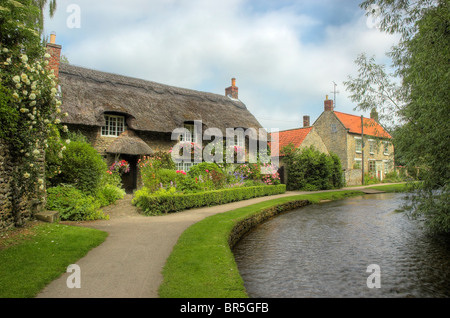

{"left": 313, "top": 111, "right": 349, "bottom": 170}
{"left": 346, "top": 133, "right": 395, "bottom": 181}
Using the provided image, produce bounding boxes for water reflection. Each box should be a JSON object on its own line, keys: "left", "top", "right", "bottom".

{"left": 233, "top": 193, "right": 450, "bottom": 298}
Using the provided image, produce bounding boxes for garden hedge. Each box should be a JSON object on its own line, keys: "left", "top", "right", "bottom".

{"left": 132, "top": 184, "right": 286, "bottom": 215}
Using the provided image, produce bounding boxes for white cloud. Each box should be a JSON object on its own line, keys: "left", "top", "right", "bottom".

{"left": 44, "top": 0, "right": 400, "bottom": 131}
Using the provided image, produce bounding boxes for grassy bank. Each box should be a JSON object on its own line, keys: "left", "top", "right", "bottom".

{"left": 365, "top": 183, "right": 411, "bottom": 192}
{"left": 0, "top": 222, "right": 107, "bottom": 298}
{"left": 158, "top": 190, "right": 364, "bottom": 298}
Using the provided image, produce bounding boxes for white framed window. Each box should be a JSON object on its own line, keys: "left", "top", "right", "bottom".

{"left": 176, "top": 162, "right": 197, "bottom": 173}
{"left": 180, "top": 124, "right": 198, "bottom": 143}
{"left": 368, "top": 160, "right": 376, "bottom": 172}
{"left": 383, "top": 141, "right": 390, "bottom": 155}
{"left": 229, "top": 133, "right": 244, "bottom": 148}
{"left": 369, "top": 139, "right": 375, "bottom": 154}
{"left": 355, "top": 137, "right": 362, "bottom": 153}
{"left": 354, "top": 158, "right": 362, "bottom": 169}
{"left": 101, "top": 115, "right": 125, "bottom": 137}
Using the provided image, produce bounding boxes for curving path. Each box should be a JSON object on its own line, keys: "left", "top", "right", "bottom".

{"left": 36, "top": 185, "right": 394, "bottom": 298}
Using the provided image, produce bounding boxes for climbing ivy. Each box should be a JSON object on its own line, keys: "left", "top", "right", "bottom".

{"left": 0, "top": 0, "right": 64, "bottom": 225}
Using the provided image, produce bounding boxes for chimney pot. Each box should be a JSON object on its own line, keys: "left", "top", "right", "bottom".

{"left": 225, "top": 77, "right": 239, "bottom": 99}
{"left": 50, "top": 32, "right": 56, "bottom": 44}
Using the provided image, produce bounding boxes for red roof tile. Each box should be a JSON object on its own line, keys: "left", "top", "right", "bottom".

{"left": 334, "top": 111, "right": 391, "bottom": 138}
{"left": 269, "top": 127, "right": 312, "bottom": 156}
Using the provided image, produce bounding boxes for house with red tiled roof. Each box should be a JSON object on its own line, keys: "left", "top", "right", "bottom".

{"left": 269, "top": 116, "right": 328, "bottom": 183}
{"left": 313, "top": 96, "right": 394, "bottom": 185}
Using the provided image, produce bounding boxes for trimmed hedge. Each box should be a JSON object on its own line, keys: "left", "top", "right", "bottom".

{"left": 132, "top": 184, "right": 286, "bottom": 215}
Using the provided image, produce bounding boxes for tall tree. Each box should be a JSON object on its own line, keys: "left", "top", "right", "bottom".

{"left": 33, "top": 0, "right": 57, "bottom": 34}
{"left": 345, "top": 0, "right": 450, "bottom": 235}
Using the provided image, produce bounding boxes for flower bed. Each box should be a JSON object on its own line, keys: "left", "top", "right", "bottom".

{"left": 132, "top": 184, "right": 286, "bottom": 215}
{"left": 134, "top": 153, "right": 284, "bottom": 215}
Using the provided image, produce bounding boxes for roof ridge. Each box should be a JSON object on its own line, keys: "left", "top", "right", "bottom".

{"left": 271, "top": 126, "right": 312, "bottom": 134}
{"left": 333, "top": 110, "right": 372, "bottom": 120}
{"left": 59, "top": 63, "right": 247, "bottom": 109}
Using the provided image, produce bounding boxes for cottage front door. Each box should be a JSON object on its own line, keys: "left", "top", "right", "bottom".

{"left": 375, "top": 161, "right": 383, "bottom": 181}
{"left": 121, "top": 155, "right": 138, "bottom": 193}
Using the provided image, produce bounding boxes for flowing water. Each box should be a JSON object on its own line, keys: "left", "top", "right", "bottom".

{"left": 233, "top": 193, "right": 450, "bottom": 298}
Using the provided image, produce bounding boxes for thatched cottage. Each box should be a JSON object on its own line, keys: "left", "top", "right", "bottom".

{"left": 46, "top": 36, "right": 262, "bottom": 191}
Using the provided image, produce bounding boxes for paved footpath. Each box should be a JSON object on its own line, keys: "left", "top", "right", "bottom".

{"left": 36, "top": 185, "right": 391, "bottom": 298}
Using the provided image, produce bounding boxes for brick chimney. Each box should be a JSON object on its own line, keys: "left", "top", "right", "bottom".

{"left": 303, "top": 115, "right": 310, "bottom": 127}
{"left": 324, "top": 95, "right": 333, "bottom": 111}
{"left": 225, "top": 78, "right": 239, "bottom": 99}
{"left": 45, "top": 32, "right": 61, "bottom": 79}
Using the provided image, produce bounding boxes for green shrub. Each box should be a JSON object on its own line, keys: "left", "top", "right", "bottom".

{"left": 46, "top": 185, "right": 109, "bottom": 221}
{"left": 96, "top": 184, "right": 125, "bottom": 207}
{"left": 330, "top": 152, "right": 344, "bottom": 188}
{"left": 382, "top": 171, "right": 404, "bottom": 183}
{"left": 187, "top": 163, "right": 227, "bottom": 190}
{"left": 139, "top": 154, "right": 176, "bottom": 192}
{"left": 132, "top": 184, "right": 286, "bottom": 215}
{"left": 364, "top": 173, "right": 379, "bottom": 185}
{"left": 157, "top": 169, "right": 179, "bottom": 187}
{"left": 55, "top": 141, "right": 107, "bottom": 194}
{"left": 188, "top": 162, "right": 223, "bottom": 178}
{"left": 284, "top": 146, "right": 343, "bottom": 191}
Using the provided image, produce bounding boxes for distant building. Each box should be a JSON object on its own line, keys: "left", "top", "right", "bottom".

{"left": 270, "top": 96, "right": 394, "bottom": 186}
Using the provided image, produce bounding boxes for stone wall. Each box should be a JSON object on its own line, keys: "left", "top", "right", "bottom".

{"left": 228, "top": 200, "right": 310, "bottom": 248}
{"left": 0, "top": 138, "right": 45, "bottom": 230}
{"left": 346, "top": 133, "right": 395, "bottom": 174}
{"left": 313, "top": 110, "right": 349, "bottom": 170}
{"left": 344, "top": 169, "right": 363, "bottom": 186}
{"left": 0, "top": 138, "right": 13, "bottom": 229}
{"left": 301, "top": 127, "right": 329, "bottom": 154}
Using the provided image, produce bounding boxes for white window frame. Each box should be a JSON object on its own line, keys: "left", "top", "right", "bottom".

{"left": 354, "top": 158, "right": 362, "bottom": 169}
{"left": 101, "top": 114, "right": 126, "bottom": 137}
{"left": 368, "top": 159, "right": 376, "bottom": 172}
{"left": 369, "top": 139, "right": 375, "bottom": 154}
{"left": 229, "top": 133, "right": 244, "bottom": 148}
{"left": 176, "top": 162, "right": 197, "bottom": 173}
{"left": 383, "top": 141, "right": 390, "bottom": 155}
{"left": 180, "top": 124, "right": 198, "bottom": 143}
{"left": 355, "top": 137, "right": 362, "bottom": 153}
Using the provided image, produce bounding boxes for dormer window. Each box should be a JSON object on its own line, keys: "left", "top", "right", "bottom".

{"left": 102, "top": 114, "right": 126, "bottom": 137}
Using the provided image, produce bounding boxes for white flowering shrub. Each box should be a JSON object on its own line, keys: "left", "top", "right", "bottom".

{"left": 0, "top": 0, "right": 64, "bottom": 220}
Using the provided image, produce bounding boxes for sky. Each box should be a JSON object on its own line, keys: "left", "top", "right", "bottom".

{"left": 43, "top": 0, "right": 400, "bottom": 132}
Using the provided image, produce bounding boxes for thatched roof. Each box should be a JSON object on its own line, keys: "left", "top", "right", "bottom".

{"left": 58, "top": 63, "right": 262, "bottom": 134}
{"left": 106, "top": 130, "right": 154, "bottom": 155}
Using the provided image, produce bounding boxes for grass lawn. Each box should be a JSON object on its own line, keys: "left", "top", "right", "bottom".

{"left": 365, "top": 183, "right": 411, "bottom": 192}
{"left": 0, "top": 221, "right": 107, "bottom": 298}
{"left": 158, "top": 190, "right": 364, "bottom": 298}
